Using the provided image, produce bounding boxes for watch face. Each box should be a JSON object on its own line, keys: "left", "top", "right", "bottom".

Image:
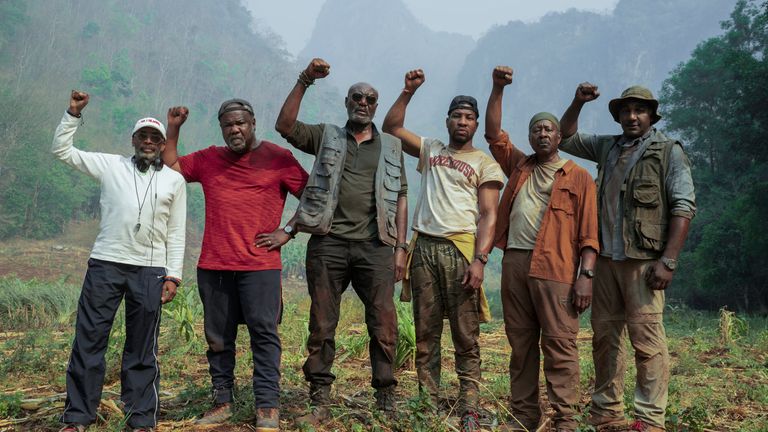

{"left": 283, "top": 225, "right": 293, "bottom": 234}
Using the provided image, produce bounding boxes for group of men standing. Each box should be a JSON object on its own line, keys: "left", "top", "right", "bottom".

{"left": 54, "top": 57, "right": 694, "bottom": 432}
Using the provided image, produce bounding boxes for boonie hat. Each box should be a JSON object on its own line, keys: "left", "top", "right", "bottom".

{"left": 132, "top": 117, "right": 166, "bottom": 139}
{"left": 448, "top": 95, "right": 479, "bottom": 117}
{"left": 608, "top": 86, "right": 662, "bottom": 124}
{"left": 218, "top": 98, "right": 254, "bottom": 119}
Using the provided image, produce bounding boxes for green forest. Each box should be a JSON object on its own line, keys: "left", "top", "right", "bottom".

{"left": 0, "top": 0, "right": 766, "bottom": 313}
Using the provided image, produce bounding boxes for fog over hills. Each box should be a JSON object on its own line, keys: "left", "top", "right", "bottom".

{"left": 289, "top": 0, "right": 736, "bottom": 152}
{"left": 460, "top": 0, "right": 737, "bottom": 150}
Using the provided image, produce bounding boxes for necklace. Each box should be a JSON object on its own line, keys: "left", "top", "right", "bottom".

{"left": 132, "top": 163, "right": 157, "bottom": 233}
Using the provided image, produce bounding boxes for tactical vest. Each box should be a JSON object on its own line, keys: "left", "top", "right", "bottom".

{"left": 294, "top": 124, "right": 402, "bottom": 246}
{"left": 594, "top": 131, "right": 679, "bottom": 259}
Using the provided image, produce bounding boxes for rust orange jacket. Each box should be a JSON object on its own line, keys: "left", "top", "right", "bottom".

{"left": 488, "top": 131, "right": 599, "bottom": 285}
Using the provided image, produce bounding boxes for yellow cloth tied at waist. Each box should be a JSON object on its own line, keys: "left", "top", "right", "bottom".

{"left": 400, "top": 231, "right": 492, "bottom": 323}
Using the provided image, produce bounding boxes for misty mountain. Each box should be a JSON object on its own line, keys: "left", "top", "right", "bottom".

{"left": 299, "top": 0, "right": 475, "bottom": 137}
{"left": 458, "top": 0, "right": 738, "bottom": 151}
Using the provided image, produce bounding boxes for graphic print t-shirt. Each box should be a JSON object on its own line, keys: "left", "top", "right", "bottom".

{"left": 412, "top": 137, "right": 504, "bottom": 237}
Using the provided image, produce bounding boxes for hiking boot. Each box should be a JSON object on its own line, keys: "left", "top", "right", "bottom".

{"left": 296, "top": 405, "right": 330, "bottom": 426}
{"left": 309, "top": 383, "right": 331, "bottom": 405}
{"left": 374, "top": 386, "right": 397, "bottom": 412}
{"left": 255, "top": 407, "right": 280, "bottom": 431}
{"left": 629, "top": 419, "right": 664, "bottom": 432}
{"left": 460, "top": 411, "right": 481, "bottom": 432}
{"left": 296, "top": 384, "right": 331, "bottom": 426}
{"left": 59, "top": 425, "right": 86, "bottom": 432}
{"left": 589, "top": 414, "right": 628, "bottom": 431}
{"left": 195, "top": 402, "right": 232, "bottom": 425}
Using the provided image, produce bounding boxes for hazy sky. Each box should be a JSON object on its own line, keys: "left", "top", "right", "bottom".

{"left": 247, "top": 0, "right": 619, "bottom": 56}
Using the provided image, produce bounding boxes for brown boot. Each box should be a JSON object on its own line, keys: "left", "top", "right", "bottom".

{"left": 589, "top": 413, "right": 629, "bottom": 431}
{"left": 195, "top": 402, "right": 232, "bottom": 425}
{"left": 374, "top": 385, "right": 397, "bottom": 413}
{"left": 296, "top": 384, "right": 331, "bottom": 426}
{"left": 628, "top": 419, "right": 665, "bottom": 432}
{"left": 255, "top": 407, "right": 280, "bottom": 431}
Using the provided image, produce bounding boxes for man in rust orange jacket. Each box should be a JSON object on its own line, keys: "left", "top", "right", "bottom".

{"left": 485, "top": 66, "right": 599, "bottom": 432}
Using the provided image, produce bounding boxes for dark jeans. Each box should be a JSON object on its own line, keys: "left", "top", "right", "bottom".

{"left": 62, "top": 259, "right": 164, "bottom": 429}
{"left": 302, "top": 235, "right": 398, "bottom": 389}
{"left": 197, "top": 269, "right": 282, "bottom": 408}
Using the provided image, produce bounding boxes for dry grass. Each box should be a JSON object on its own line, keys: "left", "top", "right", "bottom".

{"left": 1, "top": 233, "right": 767, "bottom": 431}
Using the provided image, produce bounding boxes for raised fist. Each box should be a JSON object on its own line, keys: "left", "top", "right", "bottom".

{"left": 304, "top": 58, "right": 330, "bottom": 80}
{"left": 404, "top": 69, "right": 425, "bottom": 93}
{"left": 69, "top": 90, "right": 89, "bottom": 115}
{"left": 492, "top": 66, "right": 513, "bottom": 87}
{"left": 167, "top": 106, "right": 189, "bottom": 129}
{"left": 575, "top": 82, "right": 600, "bottom": 103}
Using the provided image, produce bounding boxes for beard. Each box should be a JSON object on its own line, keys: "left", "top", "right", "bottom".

{"left": 133, "top": 153, "right": 159, "bottom": 172}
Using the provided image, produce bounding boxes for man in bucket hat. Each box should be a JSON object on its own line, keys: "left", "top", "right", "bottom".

{"left": 559, "top": 84, "right": 696, "bottom": 431}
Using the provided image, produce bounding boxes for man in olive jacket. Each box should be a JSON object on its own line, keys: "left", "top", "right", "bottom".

{"left": 559, "top": 84, "right": 696, "bottom": 432}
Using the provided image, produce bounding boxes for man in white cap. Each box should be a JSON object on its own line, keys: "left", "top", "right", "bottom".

{"left": 53, "top": 90, "right": 187, "bottom": 432}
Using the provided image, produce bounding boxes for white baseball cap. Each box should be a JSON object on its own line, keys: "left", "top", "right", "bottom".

{"left": 132, "top": 117, "right": 167, "bottom": 139}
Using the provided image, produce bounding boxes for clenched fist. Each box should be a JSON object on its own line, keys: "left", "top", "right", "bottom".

{"left": 492, "top": 66, "right": 513, "bottom": 87}
{"left": 404, "top": 69, "right": 425, "bottom": 93}
{"left": 69, "top": 90, "right": 89, "bottom": 116}
{"left": 167, "top": 106, "right": 189, "bottom": 129}
{"left": 574, "top": 82, "right": 600, "bottom": 103}
{"left": 304, "top": 58, "right": 330, "bottom": 80}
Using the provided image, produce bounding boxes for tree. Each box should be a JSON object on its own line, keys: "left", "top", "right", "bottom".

{"left": 660, "top": 0, "right": 768, "bottom": 312}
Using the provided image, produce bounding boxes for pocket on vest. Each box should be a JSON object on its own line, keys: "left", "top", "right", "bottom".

{"left": 317, "top": 147, "right": 341, "bottom": 177}
{"left": 635, "top": 220, "right": 666, "bottom": 252}
{"left": 299, "top": 186, "right": 328, "bottom": 227}
{"left": 633, "top": 180, "right": 660, "bottom": 207}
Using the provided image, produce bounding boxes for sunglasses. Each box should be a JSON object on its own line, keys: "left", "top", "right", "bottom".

{"left": 351, "top": 92, "right": 377, "bottom": 105}
{"left": 133, "top": 131, "right": 165, "bottom": 144}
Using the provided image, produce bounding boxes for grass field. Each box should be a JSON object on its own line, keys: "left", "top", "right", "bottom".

{"left": 0, "top": 274, "right": 767, "bottom": 432}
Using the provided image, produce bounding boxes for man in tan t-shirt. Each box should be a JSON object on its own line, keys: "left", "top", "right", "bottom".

{"left": 383, "top": 69, "right": 503, "bottom": 432}
{"left": 485, "top": 66, "right": 598, "bottom": 431}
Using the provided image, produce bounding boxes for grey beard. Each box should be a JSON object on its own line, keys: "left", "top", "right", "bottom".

{"left": 133, "top": 155, "right": 153, "bottom": 172}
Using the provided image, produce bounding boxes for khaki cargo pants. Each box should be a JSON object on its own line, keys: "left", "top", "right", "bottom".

{"left": 591, "top": 256, "right": 669, "bottom": 429}
{"left": 501, "top": 249, "right": 581, "bottom": 430}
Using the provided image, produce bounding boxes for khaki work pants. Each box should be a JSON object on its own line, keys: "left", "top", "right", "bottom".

{"left": 410, "top": 235, "right": 481, "bottom": 415}
{"left": 591, "top": 256, "right": 669, "bottom": 429}
{"left": 501, "top": 250, "right": 581, "bottom": 430}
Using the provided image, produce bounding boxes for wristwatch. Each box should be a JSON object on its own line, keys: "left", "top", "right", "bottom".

{"left": 283, "top": 225, "right": 296, "bottom": 238}
{"left": 474, "top": 254, "right": 489, "bottom": 265}
{"left": 580, "top": 268, "right": 595, "bottom": 279}
{"left": 395, "top": 242, "right": 409, "bottom": 251}
{"left": 660, "top": 256, "right": 677, "bottom": 271}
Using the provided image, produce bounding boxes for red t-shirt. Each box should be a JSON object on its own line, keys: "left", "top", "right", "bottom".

{"left": 179, "top": 142, "right": 308, "bottom": 271}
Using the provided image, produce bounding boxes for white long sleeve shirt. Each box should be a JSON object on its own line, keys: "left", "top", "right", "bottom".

{"left": 52, "top": 112, "right": 187, "bottom": 278}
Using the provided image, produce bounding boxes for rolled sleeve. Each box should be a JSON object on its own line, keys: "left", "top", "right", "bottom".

{"left": 486, "top": 130, "right": 525, "bottom": 178}
{"left": 666, "top": 144, "right": 696, "bottom": 219}
{"left": 578, "top": 172, "right": 600, "bottom": 254}
{"left": 285, "top": 121, "right": 324, "bottom": 155}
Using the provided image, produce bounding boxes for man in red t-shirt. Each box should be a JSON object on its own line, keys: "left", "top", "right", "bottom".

{"left": 163, "top": 99, "right": 308, "bottom": 430}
